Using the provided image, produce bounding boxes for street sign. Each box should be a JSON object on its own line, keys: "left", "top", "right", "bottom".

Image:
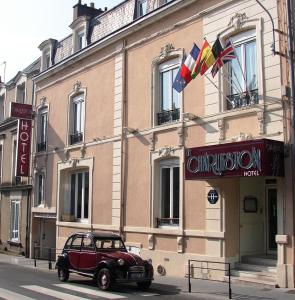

{"left": 207, "top": 189, "right": 219, "bottom": 204}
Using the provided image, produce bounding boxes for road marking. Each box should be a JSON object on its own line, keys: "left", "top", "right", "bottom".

{"left": 136, "top": 293, "right": 160, "bottom": 297}
{"left": 0, "top": 288, "right": 36, "bottom": 300}
{"left": 21, "top": 285, "right": 90, "bottom": 300}
{"left": 54, "top": 283, "right": 127, "bottom": 299}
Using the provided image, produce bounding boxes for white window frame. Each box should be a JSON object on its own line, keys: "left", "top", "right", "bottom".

{"left": 36, "top": 172, "right": 45, "bottom": 207}
{"left": 77, "top": 30, "right": 86, "bottom": 51}
{"left": 10, "top": 200, "right": 20, "bottom": 242}
{"left": 11, "top": 137, "right": 17, "bottom": 181}
{"left": 159, "top": 159, "right": 180, "bottom": 228}
{"left": 70, "top": 170, "right": 89, "bottom": 222}
{"left": 137, "top": 0, "right": 148, "bottom": 18}
{"left": 37, "top": 108, "right": 48, "bottom": 151}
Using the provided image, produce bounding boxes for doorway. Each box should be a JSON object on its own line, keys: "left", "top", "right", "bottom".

{"left": 266, "top": 187, "right": 277, "bottom": 254}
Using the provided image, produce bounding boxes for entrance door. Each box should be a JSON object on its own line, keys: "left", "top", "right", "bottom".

{"left": 267, "top": 187, "right": 277, "bottom": 254}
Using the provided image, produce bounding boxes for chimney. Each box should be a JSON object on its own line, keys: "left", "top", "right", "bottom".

{"left": 90, "top": 2, "right": 95, "bottom": 8}
{"left": 73, "top": 1, "right": 103, "bottom": 21}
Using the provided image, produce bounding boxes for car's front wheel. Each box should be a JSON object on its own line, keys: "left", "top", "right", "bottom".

{"left": 137, "top": 280, "right": 152, "bottom": 289}
{"left": 58, "top": 267, "right": 69, "bottom": 282}
{"left": 97, "top": 268, "right": 113, "bottom": 291}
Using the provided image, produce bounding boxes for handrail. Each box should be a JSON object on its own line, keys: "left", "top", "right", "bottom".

{"left": 188, "top": 259, "right": 232, "bottom": 299}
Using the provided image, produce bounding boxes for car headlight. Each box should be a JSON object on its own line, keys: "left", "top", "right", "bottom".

{"left": 117, "top": 259, "right": 125, "bottom": 266}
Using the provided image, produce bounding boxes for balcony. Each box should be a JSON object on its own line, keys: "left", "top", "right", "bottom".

{"left": 70, "top": 132, "right": 83, "bottom": 145}
{"left": 157, "top": 108, "right": 180, "bottom": 125}
{"left": 156, "top": 217, "right": 179, "bottom": 227}
{"left": 37, "top": 142, "right": 46, "bottom": 152}
{"left": 227, "top": 89, "right": 258, "bottom": 110}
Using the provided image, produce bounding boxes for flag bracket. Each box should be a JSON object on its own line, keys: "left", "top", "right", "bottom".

{"left": 183, "top": 112, "right": 197, "bottom": 121}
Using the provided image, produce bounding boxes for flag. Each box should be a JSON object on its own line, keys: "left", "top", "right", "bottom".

{"left": 173, "top": 44, "right": 200, "bottom": 92}
{"left": 191, "top": 39, "right": 211, "bottom": 79}
{"left": 200, "top": 37, "right": 223, "bottom": 75}
{"left": 211, "top": 39, "right": 236, "bottom": 78}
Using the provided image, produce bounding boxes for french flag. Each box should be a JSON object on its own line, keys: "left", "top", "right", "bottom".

{"left": 180, "top": 43, "right": 200, "bottom": 84}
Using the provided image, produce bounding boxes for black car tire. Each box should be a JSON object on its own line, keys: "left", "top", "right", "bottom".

{"left": 97, "top": 268, "right": 113, "bottom": 291}
{"left": 137, "top": 280, "right": 152, "bottom": 289}
{"left": 58, "top": 267, "right": 69, "bottom": 282}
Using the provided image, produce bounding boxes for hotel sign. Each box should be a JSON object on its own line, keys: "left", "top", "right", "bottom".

{"left": 185, "top": 139, "right": 284, "bottom": 179}
{"left": 16, "top": 119, "right": 32, "bottom": 176}
{"left": 10, "top": 102, "right": 33, "bottom": 120}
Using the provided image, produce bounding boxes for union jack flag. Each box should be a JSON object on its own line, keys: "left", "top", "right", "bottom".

{"left": 211, "top": 39, "right": 236, "bottom": 78}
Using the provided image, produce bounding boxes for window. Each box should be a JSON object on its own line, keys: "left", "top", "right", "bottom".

{"left": 158, "top": 59, "right": 180, "bottom": 125}
{"left": 0, "top": 94, "right": 4, "bottom": 123}
{"left": 70, "top": 93, "right": 84, "bottom": 145}
{"left": 44, "top": 51, "right": 51, "bottom": 69}
{"left": 0, "top": 145, "right": 2, "bottom": 183}
{"left": 227, "top": 30, "right": 258, "bottom": 109}
{"left": 36, "top": 173, "right": 45, "bottom": 206}
{"left": 70, "top": 236, "right": 82, "bottom": 250}
{"left": 37, "top": 109, "right": 48, "bottom": 152}
{"left": 77, "top": 31, "right": 86, "bottom": 50}
{"left": 70, "top": 171, "right": 89, "bottom": 221}
{"left": 16, "top": 83, "right": 26, "bottom": 103}
{"left": 136, "top": 0, "right": 148, "bottom": 18}
{"left": 10, "top": 200, "right": 20, "bottom": 241}
{"left": 12, "top": 139, "right": 21, "bottom": 185}
{"left": 157, "top": 159, "right": 179, "bottom": 227}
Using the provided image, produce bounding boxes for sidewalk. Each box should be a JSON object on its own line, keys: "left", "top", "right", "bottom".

{"left": 1, "top": 252, "right": 295, "bottom": 299}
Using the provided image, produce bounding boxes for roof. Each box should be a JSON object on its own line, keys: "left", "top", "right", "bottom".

{"left": 72, "top": 231, "right": 122, "bottom": 239}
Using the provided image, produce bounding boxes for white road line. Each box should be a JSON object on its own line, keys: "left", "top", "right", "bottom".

{"left": 54, "top": 283, "right": 127, "bottom": 299}
{"left": 132, "top": 292, "right": 160, "bottom": 297}
{"left": 21, "top": 285, "right": 90, "bottom": 300}
{"left": 0, "top": 288, "right": 36, "bottom": 300}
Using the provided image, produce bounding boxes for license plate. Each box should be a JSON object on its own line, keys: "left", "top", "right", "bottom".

{"left": 130, "top": 272, "right": 144, "bottom": 279}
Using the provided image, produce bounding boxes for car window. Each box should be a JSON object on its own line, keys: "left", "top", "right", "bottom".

{"left": 81, "top": 236, "right": 94, "bottom": 251}
{"left": 95, "top": 239, "right": 125, "bottom": 250}
{"left": 70, "top": 236, "right": 82, "bottom": 250}
{"left": 64, "top": 237, "right": 73, "bottom": 250}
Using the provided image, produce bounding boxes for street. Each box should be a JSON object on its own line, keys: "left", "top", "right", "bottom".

{"left": 0, "top": 262, "right": 209, "bottom": 300}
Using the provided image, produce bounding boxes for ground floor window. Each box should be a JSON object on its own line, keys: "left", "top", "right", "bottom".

{"left": 70, "top": 170, "right": 89, "bottom": 221}
{"left": 10, "top": 200, "right": 20, "bottom": 241}
{"left": 157, "top": 159, "right": 179, "bottom": 227}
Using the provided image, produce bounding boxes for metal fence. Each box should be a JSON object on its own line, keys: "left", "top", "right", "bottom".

{"left": 187, "top": 259, "right": 232, "bottom": 299}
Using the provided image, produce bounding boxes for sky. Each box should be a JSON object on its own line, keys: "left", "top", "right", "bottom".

{"left": 0, "top": 0, "right": 122, "bottom": 83}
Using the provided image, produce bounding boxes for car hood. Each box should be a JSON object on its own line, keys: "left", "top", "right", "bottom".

{"left": 102, "top": 251, "right": 145, "bottom": 265}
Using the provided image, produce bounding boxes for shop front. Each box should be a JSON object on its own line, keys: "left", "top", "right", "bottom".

{"left": 185, "top": 139, "right": 285, "bottom": 269}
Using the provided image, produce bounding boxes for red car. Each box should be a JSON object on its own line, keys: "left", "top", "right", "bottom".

{"left": 55, "top": 231, "right": 154, "bottom": 290}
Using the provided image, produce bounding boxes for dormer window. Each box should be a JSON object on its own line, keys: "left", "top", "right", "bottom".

{"left": 38, "top": 39, "right": 57, "bottom": 72}
{"left": 44, "top": 51, "right": 51, "bottom": 69}
{"left": 136, "top": 0, "right": 148, "bottom": 18}
{"left": 77, "top": 30, "right": 86, "bottom": 51}
{"left": 16, "top": 83, "right": 26, "bottom": 103}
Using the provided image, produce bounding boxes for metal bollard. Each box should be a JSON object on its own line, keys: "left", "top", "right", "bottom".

{"left": 48, "top": 248, "right": 52, "bottom": 270}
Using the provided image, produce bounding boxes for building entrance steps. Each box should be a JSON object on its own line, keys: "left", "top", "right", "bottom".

{"left": 225, "top": 255, "right": 278, "bottom": 287}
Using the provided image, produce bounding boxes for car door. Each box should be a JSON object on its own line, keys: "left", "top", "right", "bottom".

{"left": 78, "top": 236, "right": 97, "bottom": 273}
{"left": 68, "top": 235, "right": 82, "bottom": 270}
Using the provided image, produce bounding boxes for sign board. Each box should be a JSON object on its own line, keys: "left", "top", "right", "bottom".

{"left": 10, "top": 102, "right": 32, "bottom": 120}
{"left": 207, "top": 189, "right": 219, "bottom": 204}
{"left": 16, "top": 119, "right": 32, "bottom": 176}
{"left": 185, "top": 139, "right": 284, "bottom": 180}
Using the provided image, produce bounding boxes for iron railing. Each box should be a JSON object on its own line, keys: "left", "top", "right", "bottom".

{"left": 157, "top": 108, "right": 180, "bottom": 125}
{"left": 70, "top": 132, "right": 83, "bottom": 144}
{"left": 156, "top": 217, "right": 179, "bottom": 227}
{"left": 37, "top": 142, "right": 47, "bottom": 152}
{"left": 33, "top": 245, "right": 62, "bottom": 270}
{"left": 227, "top": 89, "right": 258, "bottom": 110}
{"left": 187, "top": 259, "right": 232, "bottom": 299}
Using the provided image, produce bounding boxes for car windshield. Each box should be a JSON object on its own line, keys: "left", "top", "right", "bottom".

{"left": 94, "top": 238, "right": 126, "bottom": 251}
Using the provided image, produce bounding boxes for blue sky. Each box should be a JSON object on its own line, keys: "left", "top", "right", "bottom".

{"left": 0, "top": 0, "right": 122, "bottom": 82}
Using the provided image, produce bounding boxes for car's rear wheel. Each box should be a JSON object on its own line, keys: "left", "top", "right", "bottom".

{"left": 137, "top": 280, "right": 152, "bottom": 289}
{"left": 58, "top": 267, "right": 69, "bottom": 282}
{"left": 97, "top": 268, "right": 113, "bottom": 291}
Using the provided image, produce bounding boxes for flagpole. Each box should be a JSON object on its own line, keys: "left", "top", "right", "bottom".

{"left": 204, "top": 74, "right": 233, "bottom": 108}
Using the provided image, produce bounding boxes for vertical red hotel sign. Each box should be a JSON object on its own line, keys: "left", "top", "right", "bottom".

{"left": 10, "top": 103, "right": 33, "bottom": 177}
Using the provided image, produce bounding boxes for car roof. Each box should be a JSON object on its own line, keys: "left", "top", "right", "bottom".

{"left": 71, "top": 231, "right": 122, "bottom": 239}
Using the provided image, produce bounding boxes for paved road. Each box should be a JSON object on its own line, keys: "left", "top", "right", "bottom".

{"left": 0, "top": 262, "right": 211, "bottom": 300}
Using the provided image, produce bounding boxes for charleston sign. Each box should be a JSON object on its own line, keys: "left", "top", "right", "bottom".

{"left": 185, "top": 139, "right": 284, "bottom": 179}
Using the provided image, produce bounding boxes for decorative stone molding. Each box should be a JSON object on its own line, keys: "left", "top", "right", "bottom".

{"left": 228, "top": 13, "right": 248, "bottom": 30}
{"left": 218, "top": 118, "right": 225, "bottom": 141}
{"left": 178, "top": 126, "right": 184, "bottom": 147}
{"left": 158, "top": 146, "right": 176, "bottom": 158}
{"left": 73, "top": 81, "right": 82, "bottom": 93}
{"left": 231, "top": 132, "right": 253, "bottom": 142}
{"left": 257, "top": 110, "right": 264, "bottom": 135}
{"left": 80, "top": 143, "right": 86, "bottom": 158}
{"left": 70, "top": 158, "right": 79, "bottom": 168}
{"left": 177, "top": 236, "right": 183, "bottom": 253}
{"left": 149, "top": 133, "right": 155, "bottom": 151}
{"left": 159, "top": 43, "right": 175, "bottom": 60}
{"left": 148, "top": 234, "right": 154, "bottom": 250}
{"left": 40, "top": 96, "right": 47, "bottom": 106}
{"left": 64, "top": 149, "right": 70, "bottom": 161}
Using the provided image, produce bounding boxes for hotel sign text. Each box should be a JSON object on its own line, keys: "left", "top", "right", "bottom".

{"left": 185, "top": 139, "right": 284, "bottom": 179}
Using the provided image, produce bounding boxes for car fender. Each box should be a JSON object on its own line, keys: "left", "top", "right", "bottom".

{"left": 95, "top": 260, "right": 117, "bottom": 277}
{"left": 55, "top": 253, "right": 69, "bottom": 269}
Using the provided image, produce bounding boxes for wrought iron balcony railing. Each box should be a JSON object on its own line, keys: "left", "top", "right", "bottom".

{"left": 156, "top": 217, "right": 179, "bottom": 227}
{"left": 227, "top": 89, "right": 259, "bottom": 110}
{"left": 37, "top": 142, "right": 47, "bottom": 152}
{"left": 157, "top": 108, "right": 180, "bottom": 125}
{"left": 70, "top": 132, "right": 83, "bottom": 145}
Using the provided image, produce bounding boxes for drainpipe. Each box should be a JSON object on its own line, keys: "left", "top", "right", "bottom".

{"left": 120, "top": 40, "right": 127, "bottom": 237}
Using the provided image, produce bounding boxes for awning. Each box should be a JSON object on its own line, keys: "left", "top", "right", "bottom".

{"left": 185, "top": 139, "right": 284, "bottom": 180}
